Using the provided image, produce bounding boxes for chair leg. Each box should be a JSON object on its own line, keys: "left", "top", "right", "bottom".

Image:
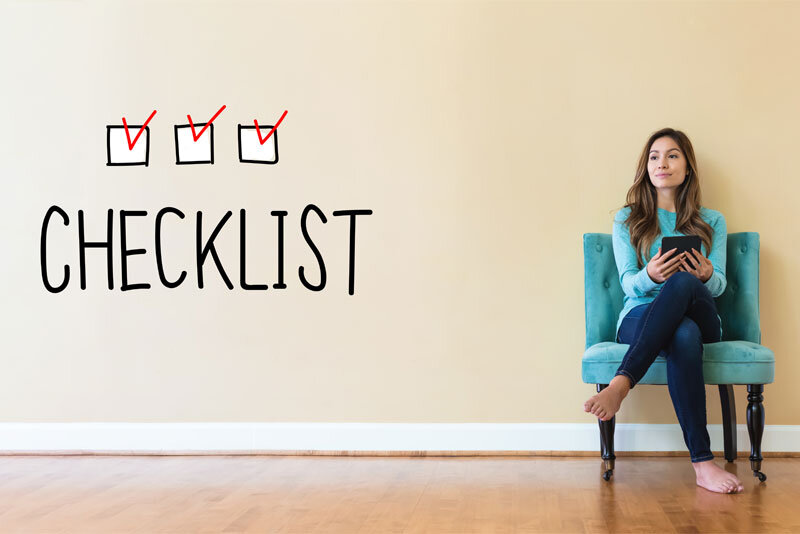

{"left": 746, "top": 384, "right": 767, "bottom": 482}
{"left": 718, "top": 385, "right": 737, "bottom": 463}
{"left": 597, "top": 384, "right": 616, "bottom": 481}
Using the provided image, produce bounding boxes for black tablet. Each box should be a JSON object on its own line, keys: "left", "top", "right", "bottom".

{"left": 661, "top": 235, "right": 702, "bottom": 265}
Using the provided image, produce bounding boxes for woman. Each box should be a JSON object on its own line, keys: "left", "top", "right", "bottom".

{"left": 583, "top": 127, "right": 744, "bottom": 494}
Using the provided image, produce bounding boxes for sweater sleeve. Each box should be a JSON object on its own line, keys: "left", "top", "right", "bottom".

{"left": 612, "top": 210, "right": 662, "bottom": 297}
{"left": 702, "top": 213, "right": 728, "bottom": 297}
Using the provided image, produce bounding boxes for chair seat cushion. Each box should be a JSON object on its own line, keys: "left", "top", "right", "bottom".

{"left": 581, "top": 341, "right": 775, "bottom": 385}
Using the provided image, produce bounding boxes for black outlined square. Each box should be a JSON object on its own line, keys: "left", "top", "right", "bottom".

{"left": 174, "top": 123, "right": 214, "bottom": 165}
{"left": 238, "top": 124, "right": 279, "bottom": 165}
{"left": 106, "top": 125, "right": 150, "bottom": 166}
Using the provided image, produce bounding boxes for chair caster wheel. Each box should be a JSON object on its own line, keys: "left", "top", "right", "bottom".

{"left": 602, "top": 470, "right": 613, "bottom": 481}
{"left": 753, "top": 470, "right": 767, "bottom": 482}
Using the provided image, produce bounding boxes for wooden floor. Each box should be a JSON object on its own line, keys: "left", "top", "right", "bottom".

{"left": 1, "top": 455, "right": 799, "bottom": 533}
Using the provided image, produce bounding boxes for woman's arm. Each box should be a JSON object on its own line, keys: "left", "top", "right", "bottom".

{"left": 702, "top": 212, "right": 728, "bottom": 297}
{"left": 612, "top": 210, "right": 662, "bottom": 297}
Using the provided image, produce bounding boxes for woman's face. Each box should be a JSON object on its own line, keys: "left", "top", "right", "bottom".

{"left": 647, "top": 136, "right": 688, "bottom": 190}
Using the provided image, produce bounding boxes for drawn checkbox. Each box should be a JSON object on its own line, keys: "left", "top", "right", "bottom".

{"left": 174, "top": 123, "right": 214, "bottom": 165}
{"left": 238, "top": 124, "right": 279, "bottom": 164}
{"left": 106, "top": 125, "right": 150, "bottom": 166}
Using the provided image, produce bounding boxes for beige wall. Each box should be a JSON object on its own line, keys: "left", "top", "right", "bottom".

{"left": 1, "top": 1, "right": 797, "bottom": 426}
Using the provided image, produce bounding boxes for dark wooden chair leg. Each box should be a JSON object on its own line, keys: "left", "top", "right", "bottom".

{"left": 597, "top": 384, "right": 616, "bottom": 481}
{"left": 718, "top": 384, "right": 737, "bottom": 463}
{"left": 746, "top": 384, "right": 767, "bottom": 482}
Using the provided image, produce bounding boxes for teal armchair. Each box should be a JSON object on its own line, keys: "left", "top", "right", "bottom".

{"left": 582, "top": 232, "right": 775, "bottom": 482}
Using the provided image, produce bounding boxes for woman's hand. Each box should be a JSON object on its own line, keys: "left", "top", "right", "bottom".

{"left": 678, "top": 248, "right": 714, "bottom": 283}
{"left": 647, "top": 247, "right": 686, "bottom": 283}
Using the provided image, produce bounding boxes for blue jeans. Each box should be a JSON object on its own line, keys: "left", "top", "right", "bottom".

{"left": 614, "top": 271, "right": 722, "bottom": 463}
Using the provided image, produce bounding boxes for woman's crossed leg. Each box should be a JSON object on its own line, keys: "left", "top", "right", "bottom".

{"left": 583, "top": 272, "right": 744, "bottom": 493}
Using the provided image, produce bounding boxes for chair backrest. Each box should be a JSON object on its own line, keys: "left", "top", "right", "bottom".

{"left": 583, "top": 232, "right": 761, "bottom": 349}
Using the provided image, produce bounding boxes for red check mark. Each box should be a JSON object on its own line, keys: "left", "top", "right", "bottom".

{"left": 254, "top": 110, "right": 288, "bottom": 145}
{"left": 187, "top": 105, "right": 226, "bottom": 142}
{"left": 122, "top": 109, "right": 157, "bottom": 150}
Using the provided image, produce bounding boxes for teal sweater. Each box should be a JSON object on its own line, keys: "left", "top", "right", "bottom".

{"left": 612, "top": 206, "right": 727, "bottom": 341}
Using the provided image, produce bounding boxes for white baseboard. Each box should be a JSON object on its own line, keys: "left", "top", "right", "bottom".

{"left": 0, "top": 423, "right": 798, "bottom": 453}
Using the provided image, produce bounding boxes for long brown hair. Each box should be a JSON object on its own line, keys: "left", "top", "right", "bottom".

{"left": 620, "top": 127, "right": 714, "bottom": 269}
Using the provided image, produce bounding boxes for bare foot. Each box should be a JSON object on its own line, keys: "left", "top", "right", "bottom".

{"left": 693, "top": 460, "right": 744, "bottom": 493}
{"left": 583, "top": 376, "right": 630, "bottom": 421}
